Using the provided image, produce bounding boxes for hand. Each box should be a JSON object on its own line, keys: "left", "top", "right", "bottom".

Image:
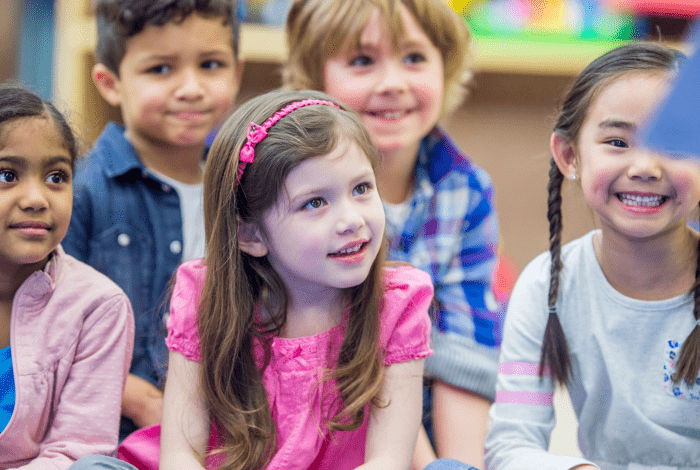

{"left": 122, "top": 373, "right": 164, "bottom": 429}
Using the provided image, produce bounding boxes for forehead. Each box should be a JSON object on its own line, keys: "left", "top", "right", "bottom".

{"left": 0, "top": 117, "right": 69, "bottom": 158}
{"left": 122, "top": 13, "right": 235, "bottom": 60}
{"left": 285, "top": 140, "right": 373, "bottom": 189}
{"left": 584, "top": 72, "right": 671, "bottom": 131}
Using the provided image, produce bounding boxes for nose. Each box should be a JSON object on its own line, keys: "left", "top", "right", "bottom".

{"left": 628, "top": 151, "right": 663, "bottom": 181}
{"left": 19, "top": 180, "right": 49, "bottom": 212}
{"left": 336, "top": 199, "right": 365, "bottom": 234}
{"left": 174, "top": 68, "right": 205, "bottom": 101}
{"left": 375, "top": 60, "right": 408, "bottom": 95}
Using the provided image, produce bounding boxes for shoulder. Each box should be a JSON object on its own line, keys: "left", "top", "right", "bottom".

{"left": 383, "top": 264, "right": 433, "bottom": 296}
{"left": 74, "top": 123, "right": 139, "bottom": 188}
{"left": 50, "top": 249, "right": 133, "bottom": 328}
{"left": 379, "top": 265, "right": 434, "bottom": 362}
{"left": 59, "top": 249, "right": 129, "bottom": 300}
{"left": 170, "top": 259, "right": 207, "bottom": 320}
{"left": 422, "top": 128, "right": 494, "bottom": 194}
{"left": 174, "top": 259, "right": 207, "bottom": 290}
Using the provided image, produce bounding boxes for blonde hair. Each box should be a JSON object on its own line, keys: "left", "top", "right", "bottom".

{"left": 199, "top": 89, "right": 388, "bottom": 469}
{"left": 283, "top": 0, "right": 471, "bottom": 116}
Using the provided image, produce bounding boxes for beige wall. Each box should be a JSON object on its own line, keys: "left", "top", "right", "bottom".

{"left": 0, "top": 0, "right": 21, "bottom": 82}
{"left": 443, "top": 72, "right": 599, "bottom": 271}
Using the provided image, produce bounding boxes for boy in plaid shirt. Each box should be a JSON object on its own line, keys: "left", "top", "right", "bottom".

{"left": 284, "top": 0, "right": 501, "bottom": 467}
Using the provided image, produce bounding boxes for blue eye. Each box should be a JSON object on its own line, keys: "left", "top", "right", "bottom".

{"left": 0, "top": 169, "right": 17, "bottom": 183}
{"left": 202, "top": 60, "right": 225, "bottom": 70}
{"left": 404, "top": 52, "right": 426, "bottom": 64}
{"left": 303, "top": 197, "right": 326, "bottom": 210}
{"left": 147, "top": 64, "right": 171, "bottom": 75}
{"left": 607, "top": 139, "right": 628, "bottom": 148}
{"left": 349, "top": 55, "right": 373, "bottom": 67}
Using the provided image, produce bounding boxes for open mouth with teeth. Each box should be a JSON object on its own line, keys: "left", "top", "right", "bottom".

{"left": 616, "top": 193, "right": 668, "bottom": 207}
{"left": 328, "top": 242, "right": 368, "bottom": 257}
{"left": 366, "top": 110, "right": 411, "bottom": 121}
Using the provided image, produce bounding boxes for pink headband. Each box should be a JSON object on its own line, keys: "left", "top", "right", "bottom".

{"left": 237, "top": 98, "right": 342, "bottom": 184}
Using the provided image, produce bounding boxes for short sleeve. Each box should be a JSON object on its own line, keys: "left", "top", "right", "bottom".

{"left": 381, "top": 265, "right": 434, "bottom": 366}
{"left": 165, "top": 259, "right": 207, "bottom": 362}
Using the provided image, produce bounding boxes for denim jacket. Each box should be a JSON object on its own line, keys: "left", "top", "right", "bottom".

{"left": 63, "top": 123, "right": 185, "bottom": 432}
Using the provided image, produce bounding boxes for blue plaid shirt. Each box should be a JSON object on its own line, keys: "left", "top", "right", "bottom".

{"left": 385, "top": 128, "right": 501, "bottom": 400}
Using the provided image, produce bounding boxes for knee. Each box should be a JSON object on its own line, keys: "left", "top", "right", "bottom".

{"left": 68, "top": 455, "right": 138, "bottom": 470}
{"left": 424, "top": 458, "right": 482, "bottom": 470}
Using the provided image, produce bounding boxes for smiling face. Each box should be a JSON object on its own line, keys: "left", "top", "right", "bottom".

{"left": 104, "top": 13, "right": 239, "bottom": 150}
{"left": 254, "top": 139, "right": 385, "bottom": 303}
{"left": 0, "top": 117, "right": 73, "bottom": 272}
{"left": 323, "top": 4, "right": 444, "bottom": 161}
{"left": 560, "top": 72, "right": 700, "bottom": 241}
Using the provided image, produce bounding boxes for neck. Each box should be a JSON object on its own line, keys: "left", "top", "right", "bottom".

{"left": 125, "top": 130, "right": 205, "bottom": 184}
{"left": 0, "top": 258, "right": 47, "bottom": 305}
{"left": 594, "top": 225, "right": 698, "bottom": 301}
{"left": 377, "top": 143, "right": 420, "bottom": 204}
{"left": 281, "top": 287, "right": 346, "bottom": 338}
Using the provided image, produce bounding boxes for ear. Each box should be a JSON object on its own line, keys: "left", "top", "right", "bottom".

{"left": 238, "top": 221, "right": 268, "bottom": 257}
{"left": 550, "top": 132, "right": 577, "bottom": 180}
{"left": 92, "top": 63, "right": 123, "bottom": 107}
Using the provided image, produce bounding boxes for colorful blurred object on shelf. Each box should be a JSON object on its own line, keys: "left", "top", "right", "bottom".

{"left": 451, "top": 0, "right": 648, "bottom": 42}
{"left": 241, "top": 0, "right": 290, "bottom": 26}
{"left": 604, "top": 0, "right": 700, "bottom": 18}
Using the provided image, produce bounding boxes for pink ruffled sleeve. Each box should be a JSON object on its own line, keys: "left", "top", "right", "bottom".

{"left": 165, "top": 259, "right": 207, "bottom": 362}
{"left": 381, "top": 265, "right": 434, "bottom": 366}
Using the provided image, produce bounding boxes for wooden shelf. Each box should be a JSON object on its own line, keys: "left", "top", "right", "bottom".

{"left": 52, "top": 0, "right": 688, "bottom": 143}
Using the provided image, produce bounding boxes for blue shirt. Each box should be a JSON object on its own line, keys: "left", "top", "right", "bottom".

{"left": 0, "top": 346, "right": 14, "bottom": 434}
{"left": 63, "top": 122, "right": 189, "bottom": 437}
{"left": 385, "top": 128, "right": 501, "bottom": 400}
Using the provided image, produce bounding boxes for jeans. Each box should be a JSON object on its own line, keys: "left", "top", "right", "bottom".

{"left": 424, "top": 458, "right": 482, "bottom": 470}
{"left": 68, "top": 455, "right": 138, "bottom": 470}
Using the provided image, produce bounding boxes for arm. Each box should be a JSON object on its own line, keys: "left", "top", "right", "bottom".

{"left": 18, "top": 294, "right": 134, "bottom": 470}
{"left": 423, "top": 171, "right": 500, "bottom": 463}
{"left": 159, "top": 351, "right": 210, "bottom": 470}
{"left": 358, "top": 358, "right": 425, "bottom": 470}
{"left": 484, "top": 256, "right": 596, "bottom": 470}
{"left": 412, "top": 425, "right": 437, "bottom": 470}
{"left": 432, "top": 381, "right": 491, "bottom": 469}
{"left": 122, "top": 374, "right": 163, "bottom": 429}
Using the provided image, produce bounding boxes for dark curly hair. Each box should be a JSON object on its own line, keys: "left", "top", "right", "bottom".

{"left": 95, "top": 0, "right": 240, "bottom": 75}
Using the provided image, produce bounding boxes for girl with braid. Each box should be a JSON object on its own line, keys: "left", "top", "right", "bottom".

{"left": 484, "top": 42, "right": 700, "bottom": 470}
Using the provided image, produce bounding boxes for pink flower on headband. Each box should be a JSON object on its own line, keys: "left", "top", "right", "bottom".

{"left": 236, "top": 122, "right": 267, "bottom": 184}
{"left": 236, "top": 98, "right": 341, "bottom": 185}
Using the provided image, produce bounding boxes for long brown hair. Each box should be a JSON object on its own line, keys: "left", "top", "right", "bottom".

{"left": 283, "top": 0, "right": 471, "bottom": 117}
{"left": 544, "top": 42, "right": 700, "bottom": 386}
{"left": 198, "top": 89, "right": 388, "bottom": 469}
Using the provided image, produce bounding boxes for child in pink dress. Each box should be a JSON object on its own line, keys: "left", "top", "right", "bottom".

{"left": 158, "top": 89, "right": 434, "bottom": 470}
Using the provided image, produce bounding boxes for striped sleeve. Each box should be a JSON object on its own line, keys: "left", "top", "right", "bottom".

{"left": 484, "top": 252, "right": 594, "bottom": 470}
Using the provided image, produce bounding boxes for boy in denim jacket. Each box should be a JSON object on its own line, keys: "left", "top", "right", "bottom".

{"left": 63, "top": 0, "right": 241, "bottom": 440}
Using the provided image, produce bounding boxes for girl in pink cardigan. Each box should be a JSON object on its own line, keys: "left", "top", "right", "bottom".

{"left": 0, "top": 84, "right": 134, "bottom": 469}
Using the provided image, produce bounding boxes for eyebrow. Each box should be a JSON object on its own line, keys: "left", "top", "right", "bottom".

{"left": 598, "top": 119, "right": 636, "bottom": 131}
{"left": 288, "top": 167, "right": 376, "bottom": 204}
{"left": 0, "top": 155, "right": 72, "bottom": 168}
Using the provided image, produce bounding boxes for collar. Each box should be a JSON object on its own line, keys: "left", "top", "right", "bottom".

{"left": 44, "top": 245, "right": 65, "bottom": 284}
{"left": 418, "top": 127, "right": 463, "bottom": 185}
{"left": 95, "top": 122, "right": 209, "bottom": 180}
{"left": 91, "top": 123, "right": 146, "bottom": 179}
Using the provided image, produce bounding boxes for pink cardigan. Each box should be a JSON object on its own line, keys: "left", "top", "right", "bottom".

{"left": 0, "top": 246, "right": 134, "bottom": 469}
